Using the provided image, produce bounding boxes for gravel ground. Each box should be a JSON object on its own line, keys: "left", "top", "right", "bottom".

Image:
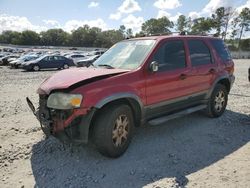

{"left": 0, "top": 60, "right": 249, "bottom": 188}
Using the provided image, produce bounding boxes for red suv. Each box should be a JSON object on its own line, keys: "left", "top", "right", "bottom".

{"left": 27, "top": 35, "right": 235, "bottom": 158}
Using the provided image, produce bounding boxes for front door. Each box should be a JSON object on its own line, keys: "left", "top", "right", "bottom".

{"left": 145, "top": 39, "right": 193, "bottom": 118}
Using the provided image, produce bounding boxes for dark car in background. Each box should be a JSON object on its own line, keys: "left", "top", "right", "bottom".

{"left": 22, "top": 55, "right": 74, "bottom": 71}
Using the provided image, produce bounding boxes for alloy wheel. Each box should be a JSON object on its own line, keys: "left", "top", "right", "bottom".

{"left": 112, "top": 115, "right": 129, "bottom": 147}
{"left": 63, "top": 64, "right": 69, "bottom": 69}
{"left": 33, "top": 65, "right": 39, "bottom": 71}
{"left": 214, "top": 91, "right": 225, "bottom": 112}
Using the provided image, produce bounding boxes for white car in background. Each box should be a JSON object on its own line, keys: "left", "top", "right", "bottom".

{"left": 66, "top": 54, "right": 87, "bottom": 65}
{"left": 75, "top": 54, "right": 100, "bottom": 67}
{"left": 9, "top": 55, "right": 39, "bottom": 68}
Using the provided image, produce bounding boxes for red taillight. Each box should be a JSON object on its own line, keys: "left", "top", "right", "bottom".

{"left": 225, "top": 65, "right": 234, "bottom": 74}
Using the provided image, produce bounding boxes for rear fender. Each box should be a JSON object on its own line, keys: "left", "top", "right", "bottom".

{"left": 206, "top": 75, "right": 234, "bottom": 99}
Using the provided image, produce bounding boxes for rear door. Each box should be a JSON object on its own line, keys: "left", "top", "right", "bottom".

{"left": 187, "top": 39, "right": 217, "bottom": 92}
{"left": 53, "top": 56, "right": 63, "bottom": 67}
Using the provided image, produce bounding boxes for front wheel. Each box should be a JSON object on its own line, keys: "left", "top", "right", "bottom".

{"left": 33, "top": 65, "right": 40, "bottom": 71}
{"left": 92, "top": 104, "right": 134, "bottom": 158}
{"left": 206, "top": 84, "right": 228, "bottom": 117}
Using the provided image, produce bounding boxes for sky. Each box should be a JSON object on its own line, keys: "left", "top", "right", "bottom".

{"left": 0, "top": 0, "right": 249, "bottom": 34}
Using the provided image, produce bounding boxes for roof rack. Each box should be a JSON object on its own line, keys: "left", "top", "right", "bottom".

{"left": 133, "top": 32, "right": 218, "bottom": 38}
{"left": 149, "top": 31, "right": 183, "bottom": 36}
{"left": 150, "top": 31, "right": 219, "bottom": 36}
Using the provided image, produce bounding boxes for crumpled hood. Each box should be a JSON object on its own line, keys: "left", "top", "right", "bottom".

{"left": 38, "top": 67, "right": 129, "bottom": 94}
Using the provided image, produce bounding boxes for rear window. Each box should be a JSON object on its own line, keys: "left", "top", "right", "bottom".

{"left": 210, "top": 39, "right": 232, "bottom": 61}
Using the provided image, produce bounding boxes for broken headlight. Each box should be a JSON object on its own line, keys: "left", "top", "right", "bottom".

{"left": 47, "top": 93, "right": 83, "bottom": 110}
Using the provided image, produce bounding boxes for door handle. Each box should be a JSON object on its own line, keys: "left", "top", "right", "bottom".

{"left": 209, "top": 68, "right": 216, "bottom": 74}
{"left": 179, "top": 74, "right": 187, "bottom": 80}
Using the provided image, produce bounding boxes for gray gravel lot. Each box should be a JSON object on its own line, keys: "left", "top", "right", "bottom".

{"left": 0, "top": 60, "right": 249, "bottom": 188}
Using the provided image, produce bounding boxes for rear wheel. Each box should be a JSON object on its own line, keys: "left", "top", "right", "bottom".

{"left": 93, "top": 104, "right": 134, "bottom": 158}
{"left": 63, "top": 64, "right": 69, "bottom": 69}
{"left": 33, "top": 65, "right": 40, "bottom": 71}
{"left": 206, "top": 84, "right": 228, "bottom": 117}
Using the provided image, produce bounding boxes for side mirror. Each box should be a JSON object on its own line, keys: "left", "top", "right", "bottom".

{"left": 149, "top": 61, "right": 159, "bottom": 72}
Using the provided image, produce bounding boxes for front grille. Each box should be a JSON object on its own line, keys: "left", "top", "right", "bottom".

{"left": 39, "top": 95, "right": 50, "bottom": 120}
{"left": 38, "top": 95, "right": 52, "bottom": 135}
{"left": 39, "top": 95, "right": 48, "bottom": 107}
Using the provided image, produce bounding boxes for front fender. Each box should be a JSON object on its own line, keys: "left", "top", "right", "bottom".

{"left": 95, "top": 92, "right": 144, "bottom": 109}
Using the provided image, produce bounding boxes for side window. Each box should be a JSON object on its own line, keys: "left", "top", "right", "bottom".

{"left": 49, "top": 56, "right": 55, "bottom": 61}
{"left": 43, "top": 56, "right": 49, "bottom": 61}
{"left": 188, "top": 40, "right": 212, "bottom": 66}
{"left": 61, "top": 56, "right": 66, "bottom": 60}
{"left": 210, "top": 39, "right": 232, "bottom": 61}
{"left": 55, "top": 56, "right": 64, "bottom": 60}
{"left": 153, "top": 40, "right": 186, "bottom": 71}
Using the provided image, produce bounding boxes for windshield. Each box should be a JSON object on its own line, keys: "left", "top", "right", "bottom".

{"left": 93, "top": 39, "right": 155, "bottom": 70}
{"left": 20, "top": 55, "right": 37, "bottom": 61}
{"left": 36, "top": 55, "right": 47, "bottom": 61}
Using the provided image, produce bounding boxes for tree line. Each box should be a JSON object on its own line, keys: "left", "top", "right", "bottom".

{"left": 0, "top": 7, "right": 249, "bottom": 50}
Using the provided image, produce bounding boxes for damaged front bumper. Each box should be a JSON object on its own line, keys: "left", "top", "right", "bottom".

{"left": 26, "top": 96, "right": 95, "bottom": 144}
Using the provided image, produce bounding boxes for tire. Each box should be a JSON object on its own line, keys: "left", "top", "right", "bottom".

{"left": 92, "top": 104, "right": 134, "bottom": 158}
{"left": 206, "top": 84, "right": 228, "bottom": 118}
{"left": 33, "top": 65, "right": 40, "bottom": 71}
{"left": 63, "top": 64, "right": 69, "bottom": 69}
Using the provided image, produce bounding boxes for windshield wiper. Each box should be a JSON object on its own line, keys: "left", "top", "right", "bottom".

{"left": 98, "top": 64, "right": 115, "bottom": 69}
{"left": 88, "top": 62, "right": 96, "bottom": 68}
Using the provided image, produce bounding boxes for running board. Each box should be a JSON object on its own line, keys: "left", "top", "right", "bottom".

{"left": 148, "top": 104, "right": 207, "bottom": 126}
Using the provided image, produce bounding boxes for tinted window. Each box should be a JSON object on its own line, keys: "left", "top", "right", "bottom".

{"left": 211, "top": 39, "right": 231, "bottom": 61}
{"left": 154, "top": 40, "right": 186, "bottom": 71}
{"left": 188, "top": 40, "right": 212, "bottom": 66}
{"left": 77, "top": 55, "right": 85, "bottom": 58}
{"left": 48, "top": 56, "right": 55, "bottom": 61}
{"left": 72, "top": 55, "right": 83, "bottom": 58}
{"left": 54, "top": 56, "right": 65, "bottom": 60}
{"left": 43, "top": 56, "right": 49, "bottom": 61}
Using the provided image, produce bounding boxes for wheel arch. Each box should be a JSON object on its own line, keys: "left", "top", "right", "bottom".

{"left": 217, "top": 78, "right": 230, "bottom": 93}
{"left": 206, "top": 76, "right": 231, "bottom": 98}
{"left": 93, "top": 93, "right": 145, "bottom": 127}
